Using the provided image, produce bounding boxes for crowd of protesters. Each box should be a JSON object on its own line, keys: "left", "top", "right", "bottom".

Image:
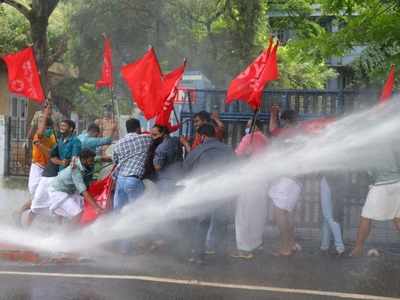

{"left": 14, "top": 99, "right": 400, "bottom": 263}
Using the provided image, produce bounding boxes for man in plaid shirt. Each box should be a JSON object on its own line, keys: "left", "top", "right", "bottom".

{"left": 113, "top": 118, "right": 152, "bottom": 211}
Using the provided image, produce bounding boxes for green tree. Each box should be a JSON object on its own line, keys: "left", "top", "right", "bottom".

{"left": 0, "top": 0, "right": 66, "bottom": 91}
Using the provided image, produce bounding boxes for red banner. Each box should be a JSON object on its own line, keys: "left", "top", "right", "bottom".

{"left": 96, "top": 36, "right": 113, "bottom": 89}
{"left": 155, "top": 60, "right": 186, "bottom": 126}
{"left": 226, "top": 38, "right": 275, "bottom": 110}
{"left": 2, "top": 47, "right": 45, "bottom": 103}
{"left": 121, "top": 47, "right": 163, "bottom": 119}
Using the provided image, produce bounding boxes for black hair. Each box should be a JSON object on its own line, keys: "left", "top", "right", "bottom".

{"left": 126, "top": 118, "right": 141, "bottom": 133}
{"left": 79, "top": 148, "right": 96, "bottom": 160}
{"left": 153, "top": 124, "right": 169, "bottom": 135}
{"left": 280, "top": 110, "right": 298, "bottom": 124}
{"left": 193, "top": 111, "right": 211, "bottom": 122}
{"left": 61, "top": 119, "right": 76, "bottom": 131}
{"left": 197, "top": 123, "right": 216, "bottom": 138}
{"left": 87, "top": 123, "right": 100, "bottom": 134}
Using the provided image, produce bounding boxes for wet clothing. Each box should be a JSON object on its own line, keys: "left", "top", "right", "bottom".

{"left": 183, "top": 138, "right": 233, "bottom": 176}
{"left": 235, "top": 131, "right": 268, "bottom": 157}
{"left": 153, "top": 136, "right": 183, "bottom": 185}
{"left": 234, "top": 131, "right": 269, "bottom": 252}
{"left": 362, "top": 181, "right": 400, "bottom": 221}
{"left": 31, "top": 132, "right": 57, "bottom": 167}
{"left": 320, "top": 175, "right": 345, "bottom": 253}
{"left": 51, "top": 159, "right": 88, "bottom": 195}
{"left": 183, "top": 138, "right": 233, "bottom": 257}
{"left": 78, "top": 132, "right": 112, "bottom": 153}
{"left": 50, "top": 134, "right": 82, "bottom": 171}
{"left": 370, "top": 147, "right": 400, "bottom": 186}
{"left": 113, "top": 133, "right": 152, "bottom": 178}
{"left": 191, "top": 124, "right": 225, "bottom": 150}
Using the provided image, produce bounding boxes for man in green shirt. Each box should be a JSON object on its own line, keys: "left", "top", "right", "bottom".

{"left": 47, "top": 149, "right": 104, "bottom": 224}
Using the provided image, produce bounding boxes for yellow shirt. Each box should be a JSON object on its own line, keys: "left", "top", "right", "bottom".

{"left": 31, "top": 132, "right": 57, "bottom": 167}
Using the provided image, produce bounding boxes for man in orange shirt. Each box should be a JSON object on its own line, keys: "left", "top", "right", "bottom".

{"left": 14, "top": 107, "right": 57, "bottom": 225}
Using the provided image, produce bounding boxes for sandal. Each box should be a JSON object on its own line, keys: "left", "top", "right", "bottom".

{"left": 230, "top": 250, "right": 254, "bottom": 260}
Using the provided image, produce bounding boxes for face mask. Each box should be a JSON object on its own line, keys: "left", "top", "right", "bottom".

{"left": 245, "top": 128, "right": 251, "bottom": 135}
{"left": 43, "top": 128, "right": 53, "bottom": 138}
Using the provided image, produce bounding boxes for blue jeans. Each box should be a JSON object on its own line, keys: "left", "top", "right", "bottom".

{"left": 320, "top": 177, "right": 345, "bottom": 253}
{"left": 113, "top": 176, "right": 144, "bottom": 210}
{"left": 113, "top": 176, "right": 144, "bottom": 254}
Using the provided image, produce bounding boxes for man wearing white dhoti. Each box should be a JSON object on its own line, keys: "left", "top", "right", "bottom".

{"left": 231, "top": 119, "right": 269, "bottom": 259}
{"left": 351, "top": 145, "right": 400, "bottom": 257}
{"left": 47, "top": 149, "right": 103, "bottom": 222}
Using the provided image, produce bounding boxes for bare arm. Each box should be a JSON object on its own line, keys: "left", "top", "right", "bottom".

{"left": 269, "top": 105, "right": 280, "bottom": 134}
{"left": 82, "top": 191, "right": 104, "bottom": 213}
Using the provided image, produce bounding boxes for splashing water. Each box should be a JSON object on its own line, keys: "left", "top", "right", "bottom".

{"left": 1, "top": 99, "right": 400, "bottom": 254}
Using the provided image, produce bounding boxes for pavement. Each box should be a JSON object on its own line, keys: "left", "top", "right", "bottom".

{"left": 1, "top": 236, "right": 400, "bottom": 300}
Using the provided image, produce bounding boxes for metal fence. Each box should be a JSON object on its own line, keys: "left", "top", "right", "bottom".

{"left": 179, "top": 89, "right": 398, "bottom": 243}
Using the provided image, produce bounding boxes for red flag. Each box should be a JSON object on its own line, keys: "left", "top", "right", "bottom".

{"left": 121, "top": 47, "right": 163, "bottom": 119}
{"left": 2, "top": 47, "right": 45, "bottom": 103}
{"left": 379, "top": 65, "right": 395, "bottom": 103}
{"left": 226, "top": 38, "right": 274, "bottom": 110}
{"left": 248, "top": 41, "right": 279, "bottom": 108}
{"left": 96, "top": 36, "right": 113, "bottom": 89}
{"left": 155, "top": 60, "right": 186, "bottom": 126}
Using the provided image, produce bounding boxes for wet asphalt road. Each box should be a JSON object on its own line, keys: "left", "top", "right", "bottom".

{"left": 1, "top": 240, "right": 400, "bottom": 300}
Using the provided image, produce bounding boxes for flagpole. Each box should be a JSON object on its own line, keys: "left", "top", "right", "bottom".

{"left": 187, "top": 89, "right": 194, "bottom": 137}
{"left": 110, "top": 87, "right": 121, "bottom": 137}
{"left": 249, "top": 107, "right": 259, "bottom": 143}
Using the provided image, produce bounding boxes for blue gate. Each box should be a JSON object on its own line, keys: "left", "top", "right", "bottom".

{"left": 179, "top": 89, "right": 397, "bottom": 244}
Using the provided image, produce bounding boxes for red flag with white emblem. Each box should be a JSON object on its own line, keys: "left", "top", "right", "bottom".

{"left": 2, "top": 47, "right": 45, "bottom": 103}
{"left": 155, "top": 60, "right": 186, "bottom": 126}
{"left": 225, "top": 38, "right": 274, "bottom": 110}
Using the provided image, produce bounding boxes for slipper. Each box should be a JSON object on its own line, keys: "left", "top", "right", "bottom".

{"left": 230, "top": 251, "right": 254, "bottom": 260}
{"left": 271, "top": 250, "right": 293, "bottom": 257}
{"left": 292, "top": 243, "right": 302, "bottom": 252}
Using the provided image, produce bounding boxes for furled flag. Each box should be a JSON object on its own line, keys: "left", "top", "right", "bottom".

{"left": 2, "top": 47, "right": 45, "bottom": 103}
{"left": 96, "top": 36, "right": 113, "bottom": 89}
{"left": 121, "top": 47, "right": 163, "bottom": 119}
{"left": 226, "top": 38, "right": 275, "bottom": 110}
{"left": 379, "top": 64, "right": 395, "bottom": 104}
{"left": 155, "top": 60, "right": 186, "bottom": 127}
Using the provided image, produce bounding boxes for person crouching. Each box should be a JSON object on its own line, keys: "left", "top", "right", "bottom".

{"left": 48, "top": 149, "right": 104, "bottom": 224}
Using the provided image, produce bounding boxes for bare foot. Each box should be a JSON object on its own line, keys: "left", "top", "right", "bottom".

{"left": 350, "top": 247, "right": 363, "bottom": 257}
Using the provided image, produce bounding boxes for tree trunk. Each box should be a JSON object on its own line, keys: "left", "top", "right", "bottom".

{"left": 30, "top": 15, "right": 49, "bottom": 94}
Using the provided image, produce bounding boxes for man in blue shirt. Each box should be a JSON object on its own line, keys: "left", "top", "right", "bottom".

{"left": 50, "top": 119, "right": 82, "bottom": 171}
{"left": 78, "top": 123, "right": 115, "bottom": 153}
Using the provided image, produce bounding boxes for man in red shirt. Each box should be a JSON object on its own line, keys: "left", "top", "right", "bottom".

{"left": 180, "top": 111, "right": 224, "bottom": 152}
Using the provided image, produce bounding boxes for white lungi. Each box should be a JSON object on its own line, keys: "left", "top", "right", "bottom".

{"left": 362, "top": 182, "right": 400, "bottom": 221}
{"left": 268, "top": 177, "right": 301, "bottom": 212}
{"left": 28, "top": 163, "right": 44, "bottom": 196}
{"left": 31, "top": 177, "right": 55, "bottom": 215}
{"left": 48, "top": 187, "right": 83, "bottom": 219}
{"left": 235, "top": 187, "right": 268, "bottom": 252}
